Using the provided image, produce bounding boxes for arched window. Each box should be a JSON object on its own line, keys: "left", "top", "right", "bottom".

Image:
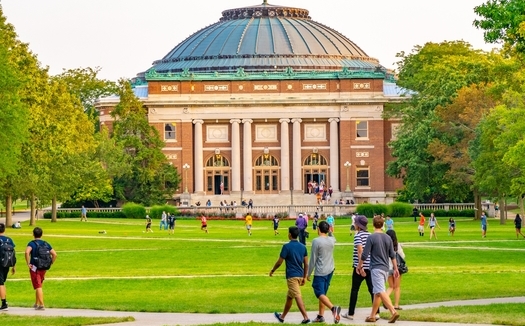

{"left": 304, "top": 153, "right": 327, "bottom": 165}
{"left": 206, "top": 154, "right": 230, "bottom": 167}
{"left": 255, "top": 154, "right": 278, "bottom": 166}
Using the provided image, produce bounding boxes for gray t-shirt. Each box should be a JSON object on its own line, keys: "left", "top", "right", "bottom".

{"left": 360, "top": 232, "right": 395, "bottom": 272}
{"left": 307, "top": 235, "right": 335, "bottom": 277}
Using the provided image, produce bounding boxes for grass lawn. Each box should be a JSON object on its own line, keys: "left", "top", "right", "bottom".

{"left": 0, "top": 315, "right": 134, "bottom": 326}
{"left": 2, "top": 215, "right": 524, "bottom": 324}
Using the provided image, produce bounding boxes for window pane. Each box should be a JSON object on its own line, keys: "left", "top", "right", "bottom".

{"left": 165, "top": 123, "right": 175, "bottom": 139}
{"left": 356, "top": 121, "right": 368, "bottom": 138}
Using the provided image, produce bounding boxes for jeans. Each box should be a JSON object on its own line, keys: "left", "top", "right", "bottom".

{"left": 348, "top": 267, "right": 376, "bottom": 315}
{"left": 160, "top": 221, "right": 167, "bottom": 230}
{"left": 298, "top": 228, "right": 306, "bottom": 245}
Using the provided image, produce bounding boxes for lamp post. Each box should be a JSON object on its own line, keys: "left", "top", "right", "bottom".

{"left": 183, "top": 163, "right": 190, "bottom": 193}
{"left": 344, "top": 161, "right": 351, "bottom": 192}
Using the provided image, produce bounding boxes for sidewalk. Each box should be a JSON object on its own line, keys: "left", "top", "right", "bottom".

{"left": 3, "top": 297, "right": 524, "bottom": 325}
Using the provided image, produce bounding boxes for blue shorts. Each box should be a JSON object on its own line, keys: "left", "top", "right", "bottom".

{"left": 312, "top": 270, "right": 334, "bottom": 298}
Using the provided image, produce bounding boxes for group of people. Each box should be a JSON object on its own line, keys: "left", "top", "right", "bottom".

{"left": 270, "top": 214, "right": 402, "bottom": 324}
{"left": 0, "top": 224, "right": 57, "bottom": 311}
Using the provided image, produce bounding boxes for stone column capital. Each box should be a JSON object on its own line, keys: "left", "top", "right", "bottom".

{"left": 328, "top": 118, "right": 340, "bottom": 123}
{"left": 230, "top": 119, "right": 242, "bottom": 124}
{"left": 242, "top": 119, "right": 253, "bottom": 124}
{"left": 193, "top": 119, "right": 204, "bottom": 125}
{"left": 279, "top": 118, "right": 291, "bottom": 124}
{"left": 291, "top": 118, "right": 302, "bottom": 124}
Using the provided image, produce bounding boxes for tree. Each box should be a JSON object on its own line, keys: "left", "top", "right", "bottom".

{"left": 53, "top": 67, "right": 117, "bottom": 129}
{"left": 111, "top": 80, "right": 179, "bottom": 205}
{"left": 474, "top": 0, "right": 525, "bottom": 55}
{"left": 386, "top": 41, "right": 498, "bottom": 202}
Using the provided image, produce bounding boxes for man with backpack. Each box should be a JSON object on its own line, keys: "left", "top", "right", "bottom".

{"left": 24, "top": 227, "right": 57, "bottom": 310}
{"left": 0, "top": 223, "right": 16, "bottom": 311}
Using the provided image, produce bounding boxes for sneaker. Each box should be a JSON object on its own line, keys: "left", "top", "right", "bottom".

{"left": 0, "top": 304, "right": 8, "bottom": 311}
{"left": 301, "top": 319, "right": 311, "bottom": 324}
{"left": 33, "top": 304, "right": 38, "bottom": 309}
{"left": 35, "top": 305, "right": 45, "bottom": 310}
{"left": 274, "top": 312, "right": 284, "bottom": 323}
{"left": 341, "top": 313, "right": 353, "bottom": 320}
{"left": 313, "top": 315, "right": 325, "bottom": 323}
{"left": 332, "top": 306, "right": 341, "bottom": 324}
{"left": 375, "top": 314, "right": 381, "bottom": 320}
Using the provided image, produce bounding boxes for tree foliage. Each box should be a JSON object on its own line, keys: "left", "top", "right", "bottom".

{"left": 474, "top": 0, "right": 525, "bottom": 55}
{"left": 111, "top": 80, "right": 179, "bottom": 206}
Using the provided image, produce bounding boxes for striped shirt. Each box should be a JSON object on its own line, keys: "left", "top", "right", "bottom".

{"left": 353, "top": 230, "right": 371, "bottom": 269}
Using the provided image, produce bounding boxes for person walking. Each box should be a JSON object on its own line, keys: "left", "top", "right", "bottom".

{"left": 481, "top": 211, "right": 488, "bottom": 238}
{"left": 427, "top": 213, "right": 440, "bottom": 240}
{"left": 201, "top": 213, "right": 209, "bottom": 233}
{"left": 160, "top": 211, "right": 167, "bottom": 230}
{"left": 326, "top": 214, "right": 335, "bottom": 235}
{"left": 357, "top": 216, "right": 399, "bottom": 323}
{"left": 418, "top": 213, "right": 425, "bottom": 237}
{"left": 448, "top": 218, "right": 456, "bottom": 236}
{"left": 24, "top": 227, "right": 57, "bottom": 310}
{"left": 296, "top": 214, "right": 308, "bottom": 245}
{"left": 167, "top": 213, "right": 176, "bottom": 235}
{"left": 385, "top": 215, "right": 394, "bottom": 231}
{"left": 0, "top": 223, "right": 16, "bottom": 311}
{"left": 270, "top": 226, "right": 310, "bottom": 324}
{"left": 144, "top": 215, "right": 153, "bottom": 233}
{"left": 342, "top": 215, "right": 379, "bottom": 321}
{"left": 514, "top": 214, "right": 525, "bottom": 239}
{"left": 385, "top": 230, "right": 405, "bottom": 311}
{"left": 273, "top": 215, "right": 280, "bottom": 235}
{"left": 80, "top": 205, "right": 88, "bottom": 222}
{"left": 245, "top": 213, "right": 253, "bottom": 236}
{"left": 307, "top": 221, "right": 341, "bottom": 324}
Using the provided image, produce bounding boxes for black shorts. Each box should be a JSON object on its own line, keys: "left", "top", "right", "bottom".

{"left": 169, "top": 224, "right": 175, "bottom": 229}
{"left": 0, "top": 267, "right": 9, "bottom": 285}
{"left": 146, "top": 223, "right": 151, "bottom": 228}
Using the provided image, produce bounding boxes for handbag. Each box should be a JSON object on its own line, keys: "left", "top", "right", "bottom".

{"left": 396, "top": 252, "right": 408, "bottom": 274}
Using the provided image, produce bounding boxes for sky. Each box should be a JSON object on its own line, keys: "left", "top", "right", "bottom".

{"left": 1, "top": 0, "right": 497, "bottom": 81}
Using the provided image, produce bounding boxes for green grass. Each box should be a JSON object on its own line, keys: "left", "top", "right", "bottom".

{"left": 0, "top": 315, "right": 134, "bottom": 326}
{"left": 3, "top": 216, "right": 524, "bottom": 323}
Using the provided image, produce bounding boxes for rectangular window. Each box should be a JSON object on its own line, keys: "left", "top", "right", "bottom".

{"left": 356, "top": 167, "right": 370, "bottom": 187}
{"left": 165, "top": 123, "right": 176, "bottom": 140}
{"left": 356, "top": 121, "right": 368, "bottom": 138}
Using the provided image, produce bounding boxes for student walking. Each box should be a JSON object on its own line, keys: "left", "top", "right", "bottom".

{"left": 270, "top": 226, "right": 310, "bottom": 324}
{"left": 418, "top": 213, "right": 425, "bottom": 237}
{"left": 80, "top": 206, "right": 88, "bottom": 222}
{"left": 357, "top": 216, "right": 399, "bottom": 323}
{"left": 307, "top": 221, "right": 341, "bottom": 324}
{"left": 201, "top": 214, "right": 209, "bottom": 233}
{"left": 296, "top": 214, "right": 308, "bottom": 245}
{"left": 24, "top": 227, "right": 57, "bottom": 310}
{"left": 342, "top": 215, "right": 379, "bottom": 321}
{"left": 160, "top": 211, "right": 167, "bottom": 230}
{"left": 0, "top": 223, "right": 16, "bottom": 311}
{"left": 481, "top": 211, "right": 488, "bottom": 238}
{"left": 167, "top": 213, "right": 176, "bottom": 235}
{"left": 385, "top": 230, "right": 405, "bottom": 310}
{"left": 448, "top": 218, "right": 456, "bottom": 236}
{"left": 245, "top": 213, "right": 253, "bottom": 236}
{"left": 514, "top": 214, "right": 525, "bottom": 239}
{"left": 144, "top": 215, "right": 153, "bottom": 233}
{"left": 427, "top": 213, "right": 440, "bottom": 240}
{"left": 272, "top": 215, "right": 280, "bottom": 235}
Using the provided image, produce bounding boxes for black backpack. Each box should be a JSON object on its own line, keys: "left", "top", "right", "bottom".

{"left": 32, "top": 240, "right": 52, "bottom": 270}
{"left": 0, "top": 238, "right": 16, "bottom": 268}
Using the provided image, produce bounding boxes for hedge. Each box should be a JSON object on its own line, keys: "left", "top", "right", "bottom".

{"left": 122, "top": 203, "right": 147, "bottom": 219}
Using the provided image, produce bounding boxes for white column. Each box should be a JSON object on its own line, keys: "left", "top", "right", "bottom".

{"left": 280, "top": 119, "right": 290, "bottom": 191}
{"left": 242, "top": 119, "right": 253, "bottom": 193}
{"left": 291, "top": 118, "right": 302, "bottom": 192}
{"left": 230, "top": 119, "right": 241, "bottom": 192}
{"left": 193, "top": 120, "right": 204, "bottom": 193}
{"left": 329, "top": 118, "right": 340, "bottom": 192}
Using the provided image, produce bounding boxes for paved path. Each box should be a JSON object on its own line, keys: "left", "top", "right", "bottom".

{"left": 2, "top": 297, "right": 524, "bottom": 326}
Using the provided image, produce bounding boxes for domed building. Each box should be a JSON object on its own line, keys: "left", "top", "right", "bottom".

{"left": 97, "top": 1, "right": 406, "bottom": 206}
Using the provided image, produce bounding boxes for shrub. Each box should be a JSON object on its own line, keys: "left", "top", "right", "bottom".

{"left": 460, "top": 209, "right": 475, "bottom": 217}
{"left": 149, "top": 205, "right": 179, "bottom": 219}
{"left": 388, "top": 202, "right": 413, "bottom": 217}
{"left": 356, "top": 203, "right": 388, "bottom": 218}
{"left": 122, "top": 203, "right": 146, "bottom": 219}
{"left": 434, "top": 209, "right": 448, "bottom": 217}
{"left": 448, "top": 209, "right": 461, "bottom": 217}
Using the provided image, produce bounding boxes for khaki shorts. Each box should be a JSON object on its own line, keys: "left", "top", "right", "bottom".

{"left": 286, "top": 277, "right": 303, "bottom": 299}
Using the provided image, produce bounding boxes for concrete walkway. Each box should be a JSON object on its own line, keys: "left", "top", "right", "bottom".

{"left": 2, "top": 297, "right": 524, "bottom": 326}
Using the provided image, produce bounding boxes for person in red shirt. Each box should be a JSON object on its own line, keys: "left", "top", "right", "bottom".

{"left": 200, "top": 214, "right": 209, "bottom": 233}
{"left": 418, "top": 213, "right": 425, "bottom": 237}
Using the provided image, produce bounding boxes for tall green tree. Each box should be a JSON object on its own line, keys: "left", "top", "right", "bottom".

{"left": 474, "top": 0, "right": 525, "bottom": 55}
{"left": 111, "top": 80, "right": 179, "bottom": 205}
{"left": 386, "top": 41, "right": 499, "bottom": 202}
{"left": 53, "top": 67, "right": 117, "bottom": 129}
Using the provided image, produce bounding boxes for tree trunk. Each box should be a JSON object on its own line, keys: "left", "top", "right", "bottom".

{"left": 30, "top": 194, "right": 36, "bottom": 226}
{"left": 474, "top": 191, "right": 481, "bottom": 220}
{"left": 5, "top": 196, "right": 13, "bottom": 227}
{"left": 51, "top": 197, "right": 57, "bottom": 222}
